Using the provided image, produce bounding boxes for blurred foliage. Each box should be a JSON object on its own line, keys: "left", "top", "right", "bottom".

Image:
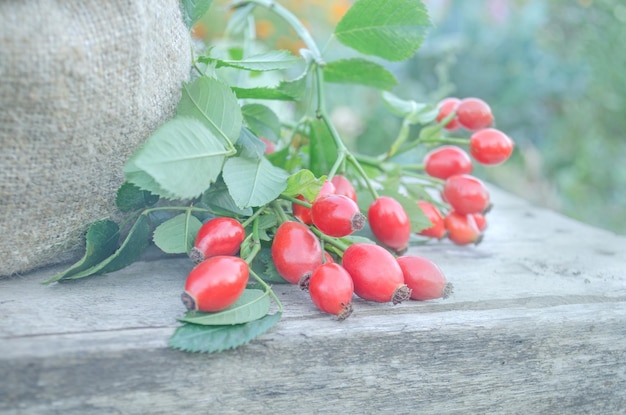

{"left": 405, "top": 0, "right": 626, "bottom": 234}
{"left": 195, "top": 0, "right": 625, "bottom": 234}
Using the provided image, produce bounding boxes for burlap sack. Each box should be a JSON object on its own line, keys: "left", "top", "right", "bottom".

{"left": 0, "top": 0, "right": 191, "bottom": 277}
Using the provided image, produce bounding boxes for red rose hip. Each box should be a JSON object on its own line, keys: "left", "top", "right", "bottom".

{"left": 397, "top": 255, "right": 453, "bottom": 300}
{"left": 442, "top": 174, "right": 490, "bottom": 215}
{"left": 189, "top": 217, "right": 245, "bottom": 264}
{"left": 423, "top": 145, "right": 473, "bottom": 180}
{"left": 308, "top": 263, "right": 354, "bottom": 320}
{"left": 469, "top": 128, "right": 514, "bottom": 165}
{"left": 444, "top": 211, "right": 482, "bottom": 245}
{"left": 368, "top": 196, "right": 411, "bottom": 252}
{"left": 456, "top": 98, "right": 493, "bottom": 131}
{"left": 331, "top": 174, "right": 358, "bottom": 203}
{"left": 181, "top": 256, "right": 249, "bottom": 312}
{"left": 312, "top": 194, "right": 365, "bottom": 237}
{"left": 417, "top": 201, "right": 447, "bottom": 239}
{"left": 271, "top": 221, "right": 323, "bottom": 285}
{"left": 342, "top": 243, "right": 411, "bottom": 304}
{"left": 436, "top": 97, "right": 461, "bottom": 130}
{"left": 292, "top": 180, "right": 336, "bottom": 225}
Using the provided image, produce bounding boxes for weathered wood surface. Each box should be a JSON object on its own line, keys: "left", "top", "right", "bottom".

{"left": 1, "top": 187, "right": 625, "bottom": 415}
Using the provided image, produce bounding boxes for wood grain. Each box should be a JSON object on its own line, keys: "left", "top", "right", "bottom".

{"left": 1, "top": 187, "right": 625, "bottom": 414}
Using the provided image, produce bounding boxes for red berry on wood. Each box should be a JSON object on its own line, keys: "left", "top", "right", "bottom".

{"left": 271, "top": 221, "right": 323, "bottom": 285}
{"left": 444, "top": 211, "right": 482, "bottom": 245}
{"left": 342, "top": 243, "right": 411, "bottom": 304}
{"left": 397, "top": 255, "right": 453, "bottom": 301}
{"left": 189, "top": 217, "right": 245, "bottom": 264}
{"left": 443, "top": 174, "right": 491, "bottom": 215}
{"left": 312, "top": 194, "right": 365, "bottom": 238}
{"left": 181, "top": 256, "right": 249, "bottom": 312}
{"left": 416, "top": 201, "right": 447, "bottom": 239}
{"left": 308, "top": 263, "right": 354, "bottom": 320}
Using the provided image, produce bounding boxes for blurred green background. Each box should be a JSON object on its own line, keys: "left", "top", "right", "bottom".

{"left": 358, "top": 0, "right": 626, "bottom": 235}
{"left": 404, "top": 0, "right": 626, "bottom": 235}
{"left": 198, "top": 0, "right": 626, "bottom": 235}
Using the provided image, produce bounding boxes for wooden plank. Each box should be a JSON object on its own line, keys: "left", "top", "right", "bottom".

{"left": 1, "top": 187, "right": 625, "bottom": 414}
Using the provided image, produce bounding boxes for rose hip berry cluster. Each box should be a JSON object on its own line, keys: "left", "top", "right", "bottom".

{"left": 177, "top": 94, "right": 514, "bottom": 321}
{"left": 182, "top": 217, "right": 248, "bottom": 312}
{"left": 417, "top": 97, "right": 514, "bottom": 245}
{"left": 272, "top": 177, "right": 452, "bottom": 320}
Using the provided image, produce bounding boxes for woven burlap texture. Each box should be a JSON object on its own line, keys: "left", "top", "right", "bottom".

{"left": 0, "top": 0, "right": 191, "bottom": 277}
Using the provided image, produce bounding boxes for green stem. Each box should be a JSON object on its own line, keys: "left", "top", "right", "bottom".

{"left": 310, "top": 226, "right": 350, "bottom": 254}
{"left": 420, "top": 137, "right": 470, "bottom": 146}
{"left": 402, "top": 163, "right": 425, "bottom": 171}
{"left": 280, "top": 194, "right": 311, "bottom": 208}
{"left": 385, "top": 117, "right": 413, "bottom": 160}
{"left": 271, "top": 200, "right": 291, "bottom": 224}
{"left": 346, "top": 153, "right": 379, "bottom": 199}
{"left": 234, "top": 0, "right": 323, "bottom": 64}
{"left": 401, "top": 171, "right": 446, "bottom": 186}
{"left": 248, "top": 268, "right": 283, "bottom": 313}
{"left": 313, "top": 66, "right": 379, "bottom": 199}
{"left": 241, "top": 206, "right": 266, "bottom": 228}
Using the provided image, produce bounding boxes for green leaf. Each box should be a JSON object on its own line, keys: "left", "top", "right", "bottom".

{"left": 178, "top": 289, "right": 271, "bottom": 325}
{"left": 236, "top": 127, "right": 266, "bottom": 160}
{"left": 177, "top": 76, "right": 243, "bottom": 146}
{"left": 232, "top": 72, "right": 308, "bottom": 101}
{"left": 126, "top": 117, "right": 229, "bottom": 200}
{"left": 242, "top": 104, "right": 281, "bottom": 143}
{"left": 223, "top": 156, "right": 289, "bottom": 208}
{"left": 199, "top": 50, "right": 301, "bottom": 72}
{"left": 250, "top": 247, "right": 288, "bottom": 283}
{"left": 201, "top": 182, "right": 254, "bottom": 216}
{"left": 43, "top": 220, "right": 120, "bottom": 284}
{"left": 181, "top": 0, "right": 214, "bottom": 29}
{"left": 282, "top": 170, "right": 326, "bottom": 201}
{"left": 116, "top": 182, "right": 159, "bottom": 212}
{"left": 123, "top": 157, "right": 181, "bottom": 200}
{"left": 225, "top": 3, "right": 254, "bottom": 35}
{"left": 335, "top": 0, "right": 430, "bottom": 61}
{"left": 308, "top": 120, "right": 338, "bottom": 177}
{"left": 153, "top": 213, "right": 203, "bottom": 254}
{"left": 381, "top": 91, "right": 433, "bottom": 123}
{"left": 382, "top": 91, "right": 423, "bottom": 117}
{"left": 323, "top": 58, "right": 397, "bottom": 90}
{"left": 59, "top": 214, "right": 152, "bottom": 280}
{"left": 168, "top": 312, "right": 282, "bottom": 353}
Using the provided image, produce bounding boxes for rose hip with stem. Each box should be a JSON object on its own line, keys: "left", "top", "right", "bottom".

{"left": 189, "top": 217, "right": 245, "bottom": 264}
{"left": 368, "top": 196, "right": 411, "bottom": 253}
{"left": 308, "top": 263, "right": 354, "bottom": 320}
{"left": 181, "top": 256, "right": 249, "bottom": 312}
{"left": 416, "top": 201, "right": 447, "bottom": 239}
{"left": 292, "top": 180, "right": 336, "bottom": 225}
{"left": 444, "top": 211, "right": 483, "bottom": 245}
{"left": 443, "top": 174, "right": 491, "bottom": 215}
{"left": 312, "top": 194, "right": 365, "bottom": 238}
{"left": 342, "top": 243, "right": 411, "bottom": 304}
{"left": 436, "top": 97, "right": 462, "bottom": 131}
{"left": 271, "top": 221, "right": 323, "bottom": 285}
{"left": 469, "top": 128, "right": 514, "bottom": 165}
{"left": 423, "top": 145, "right": 473, "bottom": 180}
{"left": 456, "top": 97, "right": 494, "bottom": 131}
{"left": 397, "top": 255, "right": 453, "bottom": 301}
